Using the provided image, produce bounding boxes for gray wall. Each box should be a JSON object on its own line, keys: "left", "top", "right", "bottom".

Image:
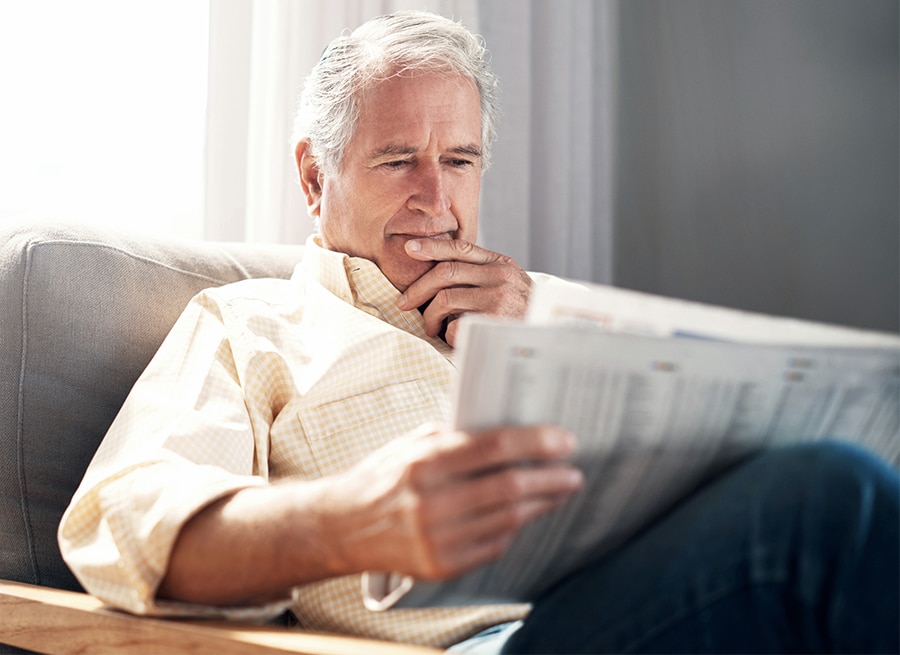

{"left": 613, "top": 0, "right": 898, "bottom": 332}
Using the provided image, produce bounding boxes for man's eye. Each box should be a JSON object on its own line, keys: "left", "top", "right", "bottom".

{"left": 448, "top": 159, "right": 473, "bottom": 168}
{"left": 384, "top": 160, "right": 410, "bottom": 169}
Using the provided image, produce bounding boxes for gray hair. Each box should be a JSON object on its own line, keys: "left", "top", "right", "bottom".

{"left": 293, "top": 10, "right": 500, "bottom": 175}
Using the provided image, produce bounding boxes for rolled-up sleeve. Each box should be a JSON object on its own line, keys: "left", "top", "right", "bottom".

{"left": 58, "top": 290, "right": 290, "bottom": 620}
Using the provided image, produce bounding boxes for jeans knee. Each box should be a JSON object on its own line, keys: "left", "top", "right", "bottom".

{"left": 755, "top": 440, "right": 899, "bottom": 544}
{"left": 769, "top": 440, "right": 897, "bottom": 494}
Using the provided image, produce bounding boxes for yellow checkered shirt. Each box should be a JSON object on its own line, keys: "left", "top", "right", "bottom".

{"left": 58, "top": 236, "right": 529, "bottom": 648}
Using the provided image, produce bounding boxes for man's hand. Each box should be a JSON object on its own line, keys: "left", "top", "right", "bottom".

{"left": 397, "top": 238, "right": 532, "bottom": 346}
{"left": 319, "top": 423, "right": 583, "bottom": 581}
{"left": 159, "top": 423, "right": 582, "bottom": 606}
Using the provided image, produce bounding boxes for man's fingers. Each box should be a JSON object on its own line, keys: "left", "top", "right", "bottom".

{"left": 443, "top": 315, "right": 461, "bottom": 347}
{"left": 400, "top": 260, "right": 530, "bottom": 325}
{"left": 410, "top": 425, "right": 579, "bottom": 487}
{"left": 334, "top": 424, "right": 581, "bottom": 579}
{"left": 400, "top": 262, "right": 486, "bottom": 313}
{"left": 397, "top": 239, "right": 532, "bottom": 333}
{"left": 418, "top": 495, "right": 576, "bottom": 579}
{"left": 408, "top": 461, "right": 583, "bottom": 580}
{"left": 404, "top": 237, "right": 498, "bottom": 264}
{"left": 425, "top": 463, "right": 584, "bottom": 523}
{"left": 400, "top": 241, "right": 520, "bottom": 300}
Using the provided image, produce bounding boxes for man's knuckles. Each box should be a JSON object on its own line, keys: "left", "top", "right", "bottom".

{"left": 433, "top": 260, "right": 463, "bottom": 282}
{"left": 434, "top": 237, "right": 478, "bottom": 259}
{"left": 451, "top": 238, "right": 477, "bottom": 258}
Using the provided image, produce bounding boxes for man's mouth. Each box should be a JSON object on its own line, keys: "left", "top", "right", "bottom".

{"left": 392, "top": 232, "right": 453, "bottom": 240}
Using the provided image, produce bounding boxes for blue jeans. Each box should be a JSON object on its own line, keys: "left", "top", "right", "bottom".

{"left": 452, "top": 441, "right": 900, "bottom": 654}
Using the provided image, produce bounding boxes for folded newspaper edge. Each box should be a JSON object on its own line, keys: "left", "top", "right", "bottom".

{"left": 388, "top": 280, "right": 900, "bottom": 609}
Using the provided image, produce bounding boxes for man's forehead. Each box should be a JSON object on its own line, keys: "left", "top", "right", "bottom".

{"left": 355, "top": 73, "right": 480, "bottom": 119}
{"left": 345, "top": 72, "right": 483, "bottom": 160}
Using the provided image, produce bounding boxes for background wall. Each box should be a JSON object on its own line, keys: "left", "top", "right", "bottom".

{"left": 4, "top": 1, "right": 895, "bottom": 334}
{"left": 200, "top": 0, "right": 900, "bottom": 334}
{"left": 610, "top": 0, "right": 898, "bottom": 332}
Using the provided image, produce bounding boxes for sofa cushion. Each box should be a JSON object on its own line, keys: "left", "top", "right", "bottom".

{"left": 0, "top": 222, "right": 304, "bottom": 591}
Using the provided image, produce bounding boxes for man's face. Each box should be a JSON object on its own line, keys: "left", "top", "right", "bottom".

{"left": 309, "top": 72, "right": 483, "bottom": 292}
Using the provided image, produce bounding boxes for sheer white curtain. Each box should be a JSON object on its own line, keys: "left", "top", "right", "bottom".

{"left": 478, "top": 0, "right": 616, "bottom": 283}
{"left": 204, "top": 0, "right": 615, "bottom": 284}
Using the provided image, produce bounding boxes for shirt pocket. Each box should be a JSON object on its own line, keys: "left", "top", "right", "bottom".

{"left": 298, "top": 380, "right": 443, "bottom": 475}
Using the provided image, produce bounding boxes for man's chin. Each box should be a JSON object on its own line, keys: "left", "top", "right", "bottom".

{"left": 383, "top": 260, "right": 437, "bottom": 293}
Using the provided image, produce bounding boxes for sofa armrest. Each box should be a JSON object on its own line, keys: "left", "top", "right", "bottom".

{"left": 0, "top": 580, "right": 440, "bottom": 655}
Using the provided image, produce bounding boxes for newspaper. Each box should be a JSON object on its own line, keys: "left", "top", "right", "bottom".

{"left": 393, "top": 280, "right": 900, "bottom": 608}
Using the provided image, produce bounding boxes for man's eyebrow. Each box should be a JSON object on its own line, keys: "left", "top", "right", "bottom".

{"left": 370, "top": 144, "right": 418, "bottom": 159}
{"left": 368, "top": 144, "right": 483, "bottom": 159}
{"left": 449, "top": 144, "right": 483, "bottom": 159}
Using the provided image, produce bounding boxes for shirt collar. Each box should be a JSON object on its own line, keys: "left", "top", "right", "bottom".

{"left": 295, "top": 235, "right": 452, "bottom": 355}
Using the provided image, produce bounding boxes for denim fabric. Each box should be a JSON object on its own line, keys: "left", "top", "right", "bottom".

{"left": 453, "top": 441, "right": 899, "bottom": 654}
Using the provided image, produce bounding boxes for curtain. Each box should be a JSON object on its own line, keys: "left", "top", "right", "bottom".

{"left": 203, "top": 0, "right": 615, "bottom": 285}
{"left": 477, "top": 0, "right": 616, "bottom": 283}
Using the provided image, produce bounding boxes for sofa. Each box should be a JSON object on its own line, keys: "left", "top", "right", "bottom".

{"left": 0, "top": 222, "right": 437, "bottom": 654}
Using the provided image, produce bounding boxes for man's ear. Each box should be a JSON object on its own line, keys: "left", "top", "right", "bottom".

{"left": 295, "top": 141, "right": 323, "bottom": 217}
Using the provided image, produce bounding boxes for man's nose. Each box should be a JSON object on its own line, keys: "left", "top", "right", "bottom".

{"left": 408, "top": 163, "right": 450, "bottom": 216}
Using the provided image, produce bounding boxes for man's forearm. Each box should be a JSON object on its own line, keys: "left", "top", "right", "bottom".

{"left": 158, "top": 481, "right": 339, "bottom": 606}
{"left": 158, "top": 424, "right": 581, "bottom": 607}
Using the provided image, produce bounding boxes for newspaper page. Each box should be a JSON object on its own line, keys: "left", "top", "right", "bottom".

{"left": 527, "top": 278, "right": 900, "bottom": 348}
{"left": 394, "top": 281, "right": 900, "bottom": 608}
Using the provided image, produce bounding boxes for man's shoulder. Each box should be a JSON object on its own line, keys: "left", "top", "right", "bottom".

{"left": 199, "top": 276, "right": 304, "bottom": 311}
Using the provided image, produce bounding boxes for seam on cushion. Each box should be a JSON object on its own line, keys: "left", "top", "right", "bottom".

{"left": 16, "top": 241, "right": 40, "bottom": 584}
{"left": 28, "top": 238, "right": 251, "bottom": 286}
{"left": 211, "top": 246, "right": 256, "bottom": 280}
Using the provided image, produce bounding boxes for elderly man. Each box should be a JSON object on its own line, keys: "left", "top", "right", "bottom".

{"left": 60, "top": 10, "right": 898, "bottom": 654}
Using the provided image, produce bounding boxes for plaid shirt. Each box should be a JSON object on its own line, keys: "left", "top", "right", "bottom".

{"left": 59, "top": 236, "right": 529, "bottom": 648}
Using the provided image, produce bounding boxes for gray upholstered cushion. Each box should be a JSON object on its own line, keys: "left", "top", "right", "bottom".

{"left": 0, "top": 222, "right": 304, "bottom": 592}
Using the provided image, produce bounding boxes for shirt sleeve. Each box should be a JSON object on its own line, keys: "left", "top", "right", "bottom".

{"left": 58, "top": 290, "right": 291, "bottom": 620}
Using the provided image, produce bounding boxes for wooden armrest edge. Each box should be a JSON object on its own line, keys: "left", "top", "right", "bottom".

{"left": 0, "top": 580, "right": 440, "bottom": 655}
